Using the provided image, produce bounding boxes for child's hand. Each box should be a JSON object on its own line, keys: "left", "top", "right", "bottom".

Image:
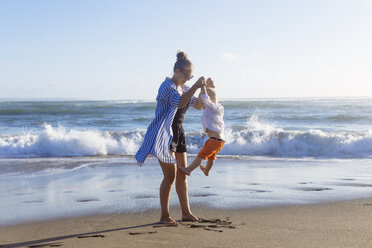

{"left": 206, "top": 78, "right": 215, "bottom": 88}
{"left": 195, "top": 77, "right": 206, "bottom": 88}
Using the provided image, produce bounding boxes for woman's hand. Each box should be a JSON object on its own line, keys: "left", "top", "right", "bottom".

{"left": 194, "top": 77, "right": 206, "bottom": 88}
{"left": 206, "top": 78, "right": 215, "bottom": 88}
{"left": 179, "top": 76, "right": 206, "bottom": 109}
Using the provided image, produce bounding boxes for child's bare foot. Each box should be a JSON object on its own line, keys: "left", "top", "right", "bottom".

{"left": 159, "top": 217, "right": 178, "bottom": 226}
{"left": 179, "top": 166, "right": 191, "bottom": 176}
{"left": 200, "top": 165, "right": 209, "bottom": 176}
{"left": 182, "top": 212, "right": 199, "bottom": 222}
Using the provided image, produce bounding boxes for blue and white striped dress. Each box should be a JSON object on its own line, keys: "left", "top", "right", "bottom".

{"left": 135, "top": 77, "right": 197, "bottom": 165}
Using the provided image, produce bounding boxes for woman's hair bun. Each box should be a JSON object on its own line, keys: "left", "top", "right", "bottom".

{"left": 173, "top": 50, "right": 192, "bottom": 73}
{"left": 176, "top": 51, "right": 188, "bottom": 61}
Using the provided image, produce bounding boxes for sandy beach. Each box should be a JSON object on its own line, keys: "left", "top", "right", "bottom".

{"left": 2, "top": 99, "right": 372, "bottom": 247}
{"left": 2, "top": 0, "right": 372, "bottom": 245}
{"left": 1, "top": 199, "right": 372, "bottom": 248}
{"left": 2, "top": 157, "right": 372, "bottom": 247}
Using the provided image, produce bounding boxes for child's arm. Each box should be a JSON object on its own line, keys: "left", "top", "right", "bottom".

{"left": 200, "top": 87, "right": 218, "bottom": 111}
{"left": 201, "top": 84, "right": 207, "bottom": 95}
{"left": 193, "top": 91, "right": 204, "bottom": 109}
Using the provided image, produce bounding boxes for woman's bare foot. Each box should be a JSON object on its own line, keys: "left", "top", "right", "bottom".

{"left": 179, "top": 166, "right": 191, "bottom": 176}
{"left": 181, "top": 212, "right": 199, "bottom": 222}
{"left": 159, "top": 217, "right": 178, "bottom": 226}
{"left": 200, "top": 165, "right": 209, "bottom": 176}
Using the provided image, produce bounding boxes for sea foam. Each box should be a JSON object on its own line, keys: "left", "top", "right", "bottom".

{"left": 1, "top": 120, "right": 372, "bottom": 159}
{"left": 0, "top": 123, "right": 143, "bottom": 158}
{"left": 218, "top": 115, "right": 372, "bottom": 158}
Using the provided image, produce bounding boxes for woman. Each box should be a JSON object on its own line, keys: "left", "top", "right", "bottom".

{"left": 135, "top": 51, "right": 205, "bottom": 225}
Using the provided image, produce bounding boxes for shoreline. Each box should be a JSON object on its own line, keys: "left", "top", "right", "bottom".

{"left": 2, "top": 194, "right": 372, "bottom": 228}
{"left": 2, "top": 157, "right": 372, "bottom": 228}
{"left": 1, "top": 198, "right": 372, "bottom": 247}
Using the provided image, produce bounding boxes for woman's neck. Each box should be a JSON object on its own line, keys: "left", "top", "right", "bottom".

{"left": 171, "top": 76, "right": 177, "bottom": 84}
{"left": 171, "top": 76, "right": 182, "bottom": 86}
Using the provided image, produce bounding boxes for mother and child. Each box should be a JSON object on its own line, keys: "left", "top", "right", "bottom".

{"left": 135, "top": 51, "right": 225, "bottom": 226}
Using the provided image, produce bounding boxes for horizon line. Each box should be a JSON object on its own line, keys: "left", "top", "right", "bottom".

{"left": 1, "top": 96, "right": 372, "bottom": 102}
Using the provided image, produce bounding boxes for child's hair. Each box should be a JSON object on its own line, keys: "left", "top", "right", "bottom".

{"left": 174, "top": 51, "right": 193, "bottom": 75}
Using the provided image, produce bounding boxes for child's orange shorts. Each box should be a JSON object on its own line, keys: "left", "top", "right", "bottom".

{"left": 197, "top": 138, "right": 225, "bottom": 160}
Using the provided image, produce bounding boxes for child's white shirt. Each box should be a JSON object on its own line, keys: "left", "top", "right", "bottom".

{"left": 201, "top": 93, "right": 225, "bottom": 134}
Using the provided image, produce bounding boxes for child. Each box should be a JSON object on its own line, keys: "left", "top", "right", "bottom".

{"left": 179, "top": 78, "right": 225, "bottom": 176}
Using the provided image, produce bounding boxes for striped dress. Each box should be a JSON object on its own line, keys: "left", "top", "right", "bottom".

{"left": 135, "top": 77, "right": 197, "bottom": 165}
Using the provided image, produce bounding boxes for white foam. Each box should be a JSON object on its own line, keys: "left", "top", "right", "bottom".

{"left": 1, "top": 120, "right": 372, "bottom": 159}
{"left": 221, "top": 115, "right": 372, "bottom": 158}
{"left": 0, "top": 123, "right": 143, "bottom": 158}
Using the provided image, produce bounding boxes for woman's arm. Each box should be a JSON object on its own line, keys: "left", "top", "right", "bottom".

{"left": 200, "top": 83, "right": 206, "bottom": 95}
{"left": 178, "top": 77, "right": 205, "bottom": 109}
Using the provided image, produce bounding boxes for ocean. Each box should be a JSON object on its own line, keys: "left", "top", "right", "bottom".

{"left": 1, "top": 98, "right": 372, "bottom": 159}
{"left": 1, "top": 98, "right": 372, "bottom": 226}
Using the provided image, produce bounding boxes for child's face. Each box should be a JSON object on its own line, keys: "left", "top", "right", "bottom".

{"left": 206, "top": 78, "right": 215, "bottom": 88}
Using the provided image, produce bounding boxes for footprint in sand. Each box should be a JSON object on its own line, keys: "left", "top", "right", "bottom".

{"left": 77, "top": 234, "right": 105, "bottom": 239}
{"left": 297, "top": 187, "right": 332, "bottom": 191}
{"left": 16, "top": 192, "right": 33, "bottom": 196}
{"left": 339, "top": 178, "right": 356, "bottom": 181}
{"left": 134, "top": 195, "right": 157, "bottom": 199}
{"left": 75, "top": 198, "right": 100, "bottom": 203}
{"left": 337, "top": 183, "right": 372, "bottom": 187}
{"left": 204, "top": 228, "right": 223, "bottom": 232}
{"left": 191, "top": 193, "right": 218, "bottom": 197}
{"left": 199, "top": 218, "right": 231, "bottom": 224}
{"left": 28, "top": 242, "right": 63, "bottom": 247}
{"left": 181, "top": 218, "right": 237, "bottom": 232}
{"left": 151, "top": 217, "right": 238, "bottom": 232}
{"left": 129, "top": 231, "right": 157, "bottom": 235}
{"left": 107, "top": 189, "right": 124, "bottom": 193}
{"left": 234, "top": 188, "right": 270, "bottom": 193}
{"left": 23, "top": 200, "right": 43, "bottom": 204}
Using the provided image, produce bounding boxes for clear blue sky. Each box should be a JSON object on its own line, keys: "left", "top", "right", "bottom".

{"left": 1, "top": 0, "right": 372, "bottom": 100}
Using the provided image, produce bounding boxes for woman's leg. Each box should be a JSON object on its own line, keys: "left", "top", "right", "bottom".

{"left": 175, "top": 152, "right": 199, "bottom": 221}
{"left": 159, "top": 160, "right": 177, "bottom": 225}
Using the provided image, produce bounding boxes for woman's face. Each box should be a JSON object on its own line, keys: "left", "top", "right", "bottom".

{"left": 175, "top": 68, "right": 193, "bottom": 85}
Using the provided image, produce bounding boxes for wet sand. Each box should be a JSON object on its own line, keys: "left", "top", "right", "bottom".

{"left": 1, "top": 199, "right": 372, "bottom": 248}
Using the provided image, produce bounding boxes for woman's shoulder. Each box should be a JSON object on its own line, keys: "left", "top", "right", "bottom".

{"left": 157, "top": 78, "right": 180, "bottom": 102}
{"left": 160, "top": 77, "right": 177, "bottom": 91}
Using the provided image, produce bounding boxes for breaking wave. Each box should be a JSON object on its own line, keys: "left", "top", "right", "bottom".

{"left": 1, "top": 119, "right": 372, "bottom": 159}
